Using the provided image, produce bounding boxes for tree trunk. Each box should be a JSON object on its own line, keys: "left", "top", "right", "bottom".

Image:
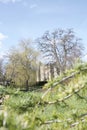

{"left": 50, "top": 64, "right": 54, "bottom": 80}
{"left": 26, "top": 80, "right": 29, "bottom": 91}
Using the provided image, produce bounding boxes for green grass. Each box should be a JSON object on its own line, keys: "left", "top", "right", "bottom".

{"left": 0, "top": 63, "right": 87, "bottom": 129}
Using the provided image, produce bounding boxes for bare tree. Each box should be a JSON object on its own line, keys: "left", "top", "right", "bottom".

{"left": 37, "top": 29, "right": 83, "bottom": 74}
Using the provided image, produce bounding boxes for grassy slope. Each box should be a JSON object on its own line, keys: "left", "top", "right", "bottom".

{"left": 0, "top": 63, "right": 87, "bottom": 130}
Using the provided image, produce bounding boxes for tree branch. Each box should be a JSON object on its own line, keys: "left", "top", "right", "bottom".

{"left": 42, "top": 71, "right": 79, "bottom": 99}
{"left": 47, "top": 83, "right": 85, "bottom": 105}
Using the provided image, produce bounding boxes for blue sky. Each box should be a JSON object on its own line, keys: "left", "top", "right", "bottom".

{"left": 0, "top": 0, "right": 87, "bottom": 59}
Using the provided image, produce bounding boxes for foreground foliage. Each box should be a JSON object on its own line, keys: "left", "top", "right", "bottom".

{"left": 0, "top": 63, "right": 87, "bottom": 129}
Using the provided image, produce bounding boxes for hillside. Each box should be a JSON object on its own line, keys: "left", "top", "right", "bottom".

{"left": 0, "top": 62, "right": 87, "bottom": 130}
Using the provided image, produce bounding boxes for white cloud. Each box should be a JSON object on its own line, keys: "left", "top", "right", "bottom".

{"left": 0, "top": 33, "right": 8, "bottom": 47}
{"left": 30, "top": 4, "right": 37, "bottom": 9}
{"left": 0, "top": 51, "right": 6, "bottom": 59}
{"left": 0, "top": 33, "right": 8, "bottom": 59}
{"left": 0, "top": 41, "right": 2, "bottom": 47}
{"left": 0, "top": 0, "right": 22, "bottom": 4}
{"left": 0, "top": 33, "right": 8, "bottom": 40}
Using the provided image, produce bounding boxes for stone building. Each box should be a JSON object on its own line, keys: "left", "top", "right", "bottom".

{"left": 36, "top": 62, "right": 58, "bottom": 82}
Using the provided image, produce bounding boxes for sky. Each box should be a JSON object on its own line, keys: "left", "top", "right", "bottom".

{"left": 0, "top": 0, "right": 87, "bottom": 60}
